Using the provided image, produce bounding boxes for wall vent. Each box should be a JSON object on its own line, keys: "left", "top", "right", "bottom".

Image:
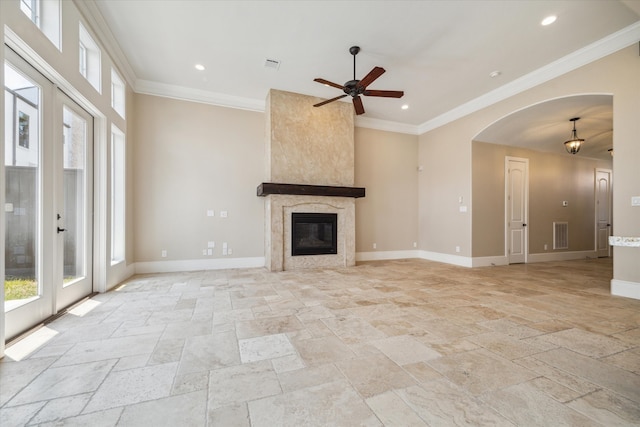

{"left": 553, "top": 222, "right": 569, "bottom": 250}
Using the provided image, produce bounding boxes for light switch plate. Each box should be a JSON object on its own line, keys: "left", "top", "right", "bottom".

{"left": 632, "top": 196, "right": 640, "bottom": 207}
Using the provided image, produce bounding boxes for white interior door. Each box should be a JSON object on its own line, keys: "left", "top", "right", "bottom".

{"left": 506, "top": 157, "right": 529, "bottom": 264}
{"left": 595, "top": 168, "right": 612, "bottom": 258}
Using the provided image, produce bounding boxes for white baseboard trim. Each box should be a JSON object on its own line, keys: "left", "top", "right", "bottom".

{"left": 418, "top": 251, "right": 473, "bottom": 267}
{"left": 356, "top": 250, "right": 420, "bottom": 262}
{"left": 527, "top": 250, "right": 597, "bottom": 263}
{"left": 135, "top": 257, "right": 266, "bottom": 274}
{"left": 611, "top": 279, "right": 640, "bottom": 300}
{"left": 471, "top": 256, "right": 509, "bottom": 267}
{"left": 357, "top": 249, "right": 475, "bottom": 268}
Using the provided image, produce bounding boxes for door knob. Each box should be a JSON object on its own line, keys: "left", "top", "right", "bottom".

{"left": 57, "top": 227, "right": 66, "bottom": 233}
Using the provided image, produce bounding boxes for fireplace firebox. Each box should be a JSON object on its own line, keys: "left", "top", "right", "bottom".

{"left": 291, "top": 213, "right": 337, "bottom": 256}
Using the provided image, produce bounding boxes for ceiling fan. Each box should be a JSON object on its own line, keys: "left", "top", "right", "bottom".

{"left": 313, "top": 46, "right": 404, "bottom": 115}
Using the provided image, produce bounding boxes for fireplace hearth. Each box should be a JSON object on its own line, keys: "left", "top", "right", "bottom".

{"left": 292, "top": 213, "right": 337, "bottom": 256}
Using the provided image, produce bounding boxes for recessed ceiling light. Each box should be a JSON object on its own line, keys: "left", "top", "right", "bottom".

{"left": 489, "top": 70, "right": 501, "bottom": 78}
{"left": 195, "top": 64, "right": 205, "bottom": 71}
{"left": 541, "top": 15, "right": 557, "bottom": 26}
{"left": 401, "top": 104, "right": 409, "bottom": 110}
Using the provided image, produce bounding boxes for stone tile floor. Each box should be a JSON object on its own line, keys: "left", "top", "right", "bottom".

{"left": 1, "top": 257, "right": 639, "bottom": 426}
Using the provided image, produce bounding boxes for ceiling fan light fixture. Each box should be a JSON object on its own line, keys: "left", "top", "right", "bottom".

{"left": 564, "top": 117, "right": 585, "bottom": 155}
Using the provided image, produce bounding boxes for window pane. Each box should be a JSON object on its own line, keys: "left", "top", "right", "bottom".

{"left": 79, "top": 23, "right": 101, "bottom": 93}
{"left": 62, "top": 106, "right": 87, "bottom": 285}
{"left": 111, "top": 68, "right": 125, "bottom": 118}
{"left": 20, "top": 0, "right": 38, "bottom": 24}
{"left": 111, "top": 127, "right": 125, "bottom": 263}
{"left": 4, "top": 63, "right": 41, "bottom": 307}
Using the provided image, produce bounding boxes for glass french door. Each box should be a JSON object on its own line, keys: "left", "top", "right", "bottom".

{"left": 4, "top": 48, "right": 93, "bottom": 340}
{"left": 55, "top": 91, "right": 93, "bottom": 311}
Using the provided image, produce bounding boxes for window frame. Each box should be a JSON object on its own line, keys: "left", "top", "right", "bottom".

{"left": 110, "top": 125, "right": 126, "bottom": 265}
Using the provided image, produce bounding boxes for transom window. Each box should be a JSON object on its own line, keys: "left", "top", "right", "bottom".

{"left": 78, "top": 23, "right": 101, "bottom": 93}
{"left": 20, "top": 0, "right": 61, "bottom": 50}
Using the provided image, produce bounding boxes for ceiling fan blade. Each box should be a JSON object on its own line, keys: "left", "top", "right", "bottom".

{"left": 363, "top": 90, "right": 404, "bottom": 98}
{"left": 313, "top": 78, "right": 345, "bottom": 90}
{"left": 357, "top": 66, "right": 385, "bottom": 89}
{"left": 353, "top": 95, "right": 365, "bottom": 115}
{"left": 313, "top": 94, "right": 348, "bottom": 107}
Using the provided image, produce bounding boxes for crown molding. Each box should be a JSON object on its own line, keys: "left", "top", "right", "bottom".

{"left": 136, "top": 79, "right": 421, "bottom": 134}
{"left": 355, "top": 116, "right": 420, "bottom": 135}
{"left": 418, "top": 21, "right": 640, "bottom": 134}
{"left": 73, "top": 0, "right": 137, "bottom": 88}
{"left": 135, "top": 80, "right": 266, "bottom": 112}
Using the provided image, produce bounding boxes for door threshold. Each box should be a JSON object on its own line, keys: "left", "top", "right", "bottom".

{"left": 5, "top": 292, "right": 98, "bottom": 348}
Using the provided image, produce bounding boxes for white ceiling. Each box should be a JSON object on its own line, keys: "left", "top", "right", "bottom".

{"left": 91, "top": 0, "right": 640, "bottom": 159}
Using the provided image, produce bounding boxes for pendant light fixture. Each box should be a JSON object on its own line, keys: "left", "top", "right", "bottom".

{"left": 564, "top": 117, "right": 584, "bottom": 154}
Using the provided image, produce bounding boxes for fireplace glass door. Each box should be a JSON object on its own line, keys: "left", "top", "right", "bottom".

{"left": 291, "top": 213, "right": 337, "bottom": 256}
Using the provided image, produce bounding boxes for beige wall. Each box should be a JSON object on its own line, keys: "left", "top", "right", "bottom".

{"left": 472, "top": 141, "right": 612, "bottom": 257}
{"left": 132, "top": 93, "right": 419, "bottom": 263}
{"left": 419, "top": 122, "right": 472, "bottom": 256}
{"left": 355, "top": 127, "right": 419, "bottom": 252}
{"left": 132, "top": 94, "right": 265, "bottom": 262}
{"left": 419, "top": 45, "right": 640, "bottom": 284}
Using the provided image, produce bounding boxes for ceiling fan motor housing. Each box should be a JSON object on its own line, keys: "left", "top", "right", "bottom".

{"left": 343, "top": 80, "right": 362, "bottom": 96}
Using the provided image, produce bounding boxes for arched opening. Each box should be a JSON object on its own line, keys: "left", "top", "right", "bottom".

{"left": 471, "top": 94, "right": 613, "bottom": 267}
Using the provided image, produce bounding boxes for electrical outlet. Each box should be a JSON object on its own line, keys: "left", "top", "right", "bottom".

{"left": 455, "top": 246, "right": 461, "bottom": 253}
{"left": 220, "top": 211, "right": 228, "bottom": 218}
{"left": 544, "top": 244, "right": 548, "bottom": 251}
{"left": 161, "top": 250, "right": 167, "bottom": 257}
{"left": 208, "top": 241, "right": 215, "bottom": 248}
{"left": 207, "top": 248, "right": 213, "bottom": 256}
{"left": 413, "top": 242, "right": 417, "bottom": 248}
{"left": 207, "top": 210, "right": 214, "bottom": 217}
{"left": 228, "top": 248, "right": 233, "bottom": 255}
{"left": 202, "top": 249, "right": 207, "bottom": 255}
{"left": 373, "top": 243, "right": 377, "bottom": 249}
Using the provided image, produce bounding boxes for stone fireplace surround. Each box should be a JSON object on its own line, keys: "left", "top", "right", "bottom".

{"left": 261, "top": 89, "right": 363, "bottom": 271}
{"left": 258, "top": 183, "right": 365, "bottom": 271}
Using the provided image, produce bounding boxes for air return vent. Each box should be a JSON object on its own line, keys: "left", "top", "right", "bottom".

{"left": 553, "top": 222, "right": 569, "bottom": 250}
{"left": 264, "top": 58, "right": 281, "bottom": 70}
